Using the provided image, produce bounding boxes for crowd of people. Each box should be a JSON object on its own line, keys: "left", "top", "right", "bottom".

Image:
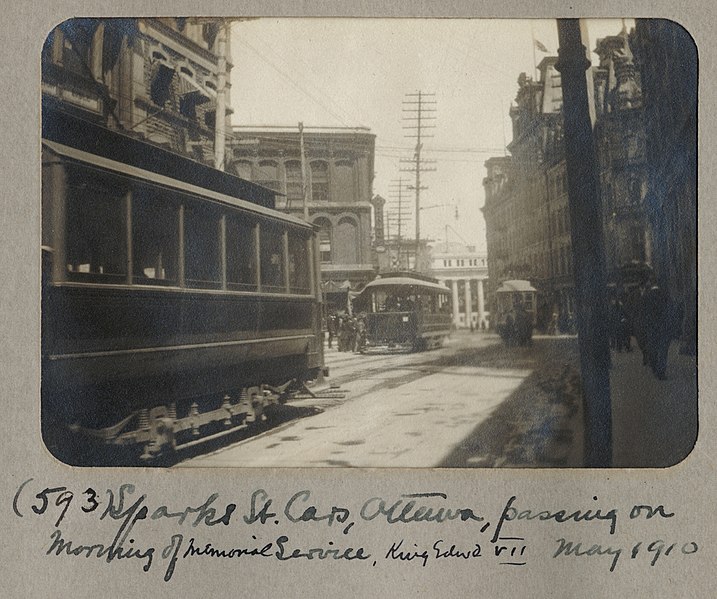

{"left": 326, "top": 312, "right": 367, "bottom": 353}
{"left": 611, "top": 278, "right": 684, "bottom": 380}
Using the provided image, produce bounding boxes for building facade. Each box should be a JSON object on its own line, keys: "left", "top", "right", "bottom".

{"left": 482, "top": 26, "right": 648, "bottom": 329}
{"left": 429, "top": 242, "right": 489, "bottom": 328}
{"left": 226, "top": 127, "right": 377, "bottom": 307}
{"left": 42, "top": 18, "right": 233, "bottom": 164}
{"left": 633, "top": 20, "right": 697, "bottom": 355}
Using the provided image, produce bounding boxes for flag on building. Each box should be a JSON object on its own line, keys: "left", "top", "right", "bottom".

{"left": 534, "top": 39, "right": 549, "bottom": 53}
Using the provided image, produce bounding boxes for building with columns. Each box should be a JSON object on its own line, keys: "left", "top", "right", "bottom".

{"left": 429, "top": 242, "right": 489, "bottom": 328}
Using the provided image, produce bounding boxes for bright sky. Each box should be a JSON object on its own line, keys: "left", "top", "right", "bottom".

{"left": 230, "top": 18, "right": 632, "bottom": 251}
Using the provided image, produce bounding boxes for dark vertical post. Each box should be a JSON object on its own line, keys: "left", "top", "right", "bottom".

{"left": 125, "top": 190, "right": 133, "bottom": 285}
{"left": 220, "top": 214, "right": 227, "bottom": 291}
{"left": 555, "top": 19, "right": 612, "bottom": 467}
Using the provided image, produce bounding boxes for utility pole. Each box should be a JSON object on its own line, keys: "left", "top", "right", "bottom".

{"left": 388, "top": 178, "right": 411, "bottom": 269}
{"left": 299, "top": 121, "right": 309, "bottom": 220}
{"left": 555, "top": 18, "right": 611, "bottom": 468}
{"left": 401, "top": 91, "right": 436, "bottom": 271}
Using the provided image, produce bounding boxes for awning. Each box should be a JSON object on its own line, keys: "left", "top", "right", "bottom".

{"left": 360, "top": 276, "right": 450, "bottom": 293}
{"left": 322, "top": 280, "right": 352, "bottom": 293}
{"left": 496, "top": 280, "right": 537, "bottom": 293}
{"left": 177, "top": 70, "right": 216, "bottom": 101}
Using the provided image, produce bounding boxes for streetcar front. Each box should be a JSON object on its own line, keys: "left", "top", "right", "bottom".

{"left": 355, "top": 275, "right": 451, "bottom": 352}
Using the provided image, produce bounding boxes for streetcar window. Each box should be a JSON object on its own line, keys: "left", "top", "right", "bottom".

{"left": 260, "top": 221, "right": 285, "bottom": 292}
{"left": 523, "top": 292, "right": 534, "bottom": 311}
{"left": 65, "top": 181, "right": 127, "bottom": 283}
{"left": 226, "top": 215, "right": 257, "bottom": 291}
{"left": 132, "top": 192, "right": 179, "bottom": 285}
{"left": 288, "top": 230, "right": 311, "bottom": 294}
{"left": 373, "top": 290, "right": 388, "bottom": 312}
{"left": 184, "top": 202, "right": 221, "bottom": 289}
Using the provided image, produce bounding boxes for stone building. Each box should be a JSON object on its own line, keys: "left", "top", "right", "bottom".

{"left": 429, "top": 242, "right": 489, "bottom": 329}
{"left": 226, "top": 126, "right": 377, "bottom": 307}
{"left": 42, "top": 18, "right": 233, "bottom": 164}
{"left": 482, "top": 25, "right": 648, "bottom": 329}
{"left": 633, "top": 19, "right": 697, "bottom": 355}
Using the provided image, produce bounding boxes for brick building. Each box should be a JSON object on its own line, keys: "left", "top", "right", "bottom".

{"left": 226, "top": 126, "right": 377, "bottom": 307}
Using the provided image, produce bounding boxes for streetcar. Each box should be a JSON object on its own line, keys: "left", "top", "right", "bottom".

{"left": 493, "top": 279, "right": 537, "bottom": 346}
{"left": 352, "top": 272, "right": 452, "bottom": 352}
{"left": 41, "top": 103, "right": 325, "bottom": 464}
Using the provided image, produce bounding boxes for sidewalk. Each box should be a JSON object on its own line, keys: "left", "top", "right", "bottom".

{"left": 437, "top": 334, "right": 697, "bottom": 468}
{"left": 611, "top": 341, "right": 698, "bottom": 467}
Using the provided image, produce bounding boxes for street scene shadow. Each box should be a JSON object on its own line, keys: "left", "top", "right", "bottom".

{"left": 436, "top": 336, "right": 584, "bottom": 468}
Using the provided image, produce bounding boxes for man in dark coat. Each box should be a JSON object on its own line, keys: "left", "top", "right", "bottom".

{"left": 639, "top": 283, "right": 675, "bottom": 380}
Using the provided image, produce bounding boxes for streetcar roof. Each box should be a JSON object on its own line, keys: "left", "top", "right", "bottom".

{"left": 42, "top": 140, "right": 314, "bottom": 230}
{"left": 361, "top": 276, "right": 450, "bottom": 293}
{"left": 496, "top": 280, "right": 537, "bottom": 293}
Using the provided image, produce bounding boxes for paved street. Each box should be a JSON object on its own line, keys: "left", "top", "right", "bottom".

{"left": 178, "top": 331, "right": 584, "bottom": 468}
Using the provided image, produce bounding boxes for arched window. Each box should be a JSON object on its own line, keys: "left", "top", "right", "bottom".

{"left": 256, "top": 160, "right": 280, "bottom": 191}
{"left": 313, "top": 217, "right": 332, "bottom": 263}
{"left": 311, "top": 161, "right": 329, "bottom": 202}
{"left": 285, "top": 160, "right": 303, "bottom": 203}
{"left": 231, "top": 160, "right": 252, "bottom": 181}
{"left": 335, "top": 216, "right": 358, "bottom": 264}
{"left": 333, "top": 160, "right": 354, "bottom": 203}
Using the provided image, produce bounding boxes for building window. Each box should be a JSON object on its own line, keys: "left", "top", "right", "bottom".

{"left": 285, "top": 160, "right": 303, "bottom": 203}
{"left": 334, "top": 160, "right": 354, "bottom": 203}
{"left": 314, "top": 217, "right": 332, "bottom": 263}
{"left": 335, "top": 216, "right": 358, "bottom": 264}
{"left": 311, "top": 161, "right": 329, "bottom": 202}
{"left": 630, "top": 226, "right": 646, "bottom": 262}
{"left": 256, "top": 160, "right": 280, "bottom": 191}
{"left": 231, "top": 160, "right": 252, "bottom": 181}
{"left": 629, "top": 177, "right": 642, "bottom": 206}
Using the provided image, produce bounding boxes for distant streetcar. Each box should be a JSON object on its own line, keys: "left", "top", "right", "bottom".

{"left": 493, "top": 279, "right": 537, "bottom": 346}
{"left": 41, "top": 104, "right": 326, "bottom": 464}
{"left": 353, "top": 272, "right": 452, "bottom": 352}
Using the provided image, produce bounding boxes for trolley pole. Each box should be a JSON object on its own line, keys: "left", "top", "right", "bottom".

{"left": 299, "top": 121, "right": 309, "bottom": 221}
{"left": 555, "top": 19, "right": 612, "bottom": 468}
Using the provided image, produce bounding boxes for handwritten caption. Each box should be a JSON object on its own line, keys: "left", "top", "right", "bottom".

{"left": 12, "top": 479, "right": 698, "bottom": 582}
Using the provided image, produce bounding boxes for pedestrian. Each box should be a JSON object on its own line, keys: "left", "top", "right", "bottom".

{"left": 355, "top": 313, "right": 367, "bottom": 352}
{"left": 548, "top": 311, "right": 558, "bottom": 335}
{"left": 514, "top": 303, "right": 533, "bottom": 346}
{"left": 327, "top": 313, "right": 336, "bottom": 349}
{"left": 337, "top": 315, "right": 347, "bottom": 352}
{"left": 638, "top": 281, "right": 676, "bottom": 380}
{"left": 470, "top": 320, "right": 475, "bottom": 333}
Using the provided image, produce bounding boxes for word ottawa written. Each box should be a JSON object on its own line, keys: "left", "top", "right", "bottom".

{"left": 12, "top": 480, "right": 699, "bottom": 582}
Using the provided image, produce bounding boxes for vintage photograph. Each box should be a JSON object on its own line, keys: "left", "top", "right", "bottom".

{"left": 40, "top": 17, "right": 697, "bottom": 468}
